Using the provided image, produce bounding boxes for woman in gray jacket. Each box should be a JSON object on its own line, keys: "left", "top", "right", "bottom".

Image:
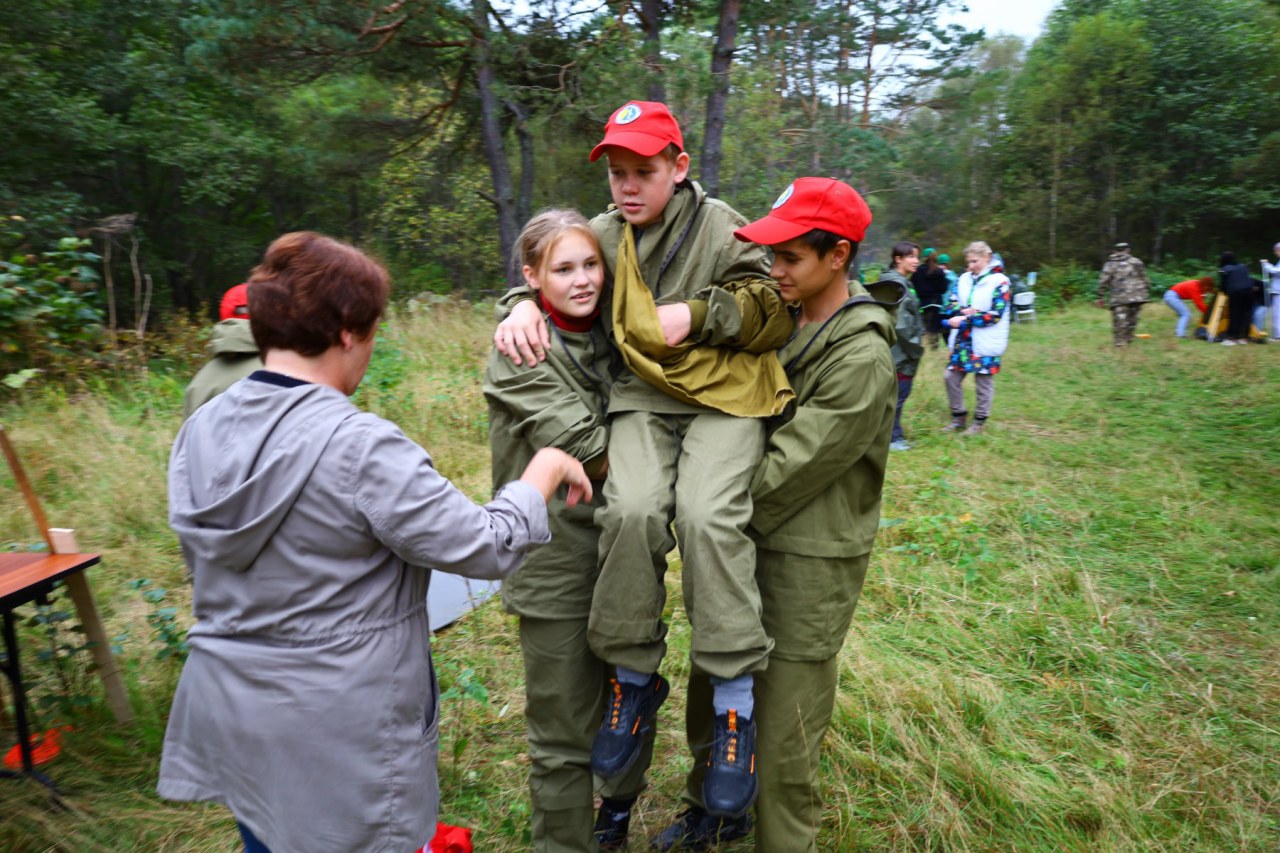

{"left": 160, "top": 232, "right": 589, "bottom": 853}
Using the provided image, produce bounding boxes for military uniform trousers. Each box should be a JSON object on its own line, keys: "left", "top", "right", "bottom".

{"left": 682, "top": 551, "right": 871, "bottom": 852}
{"left": 588, "top": 410, "right": 772, "bottom": 680}
{"left": 520, "top": 616, "right": 653, "bottom": 852}
{"left": 1111, "top": 302, "right": 1143, "bottom": 346}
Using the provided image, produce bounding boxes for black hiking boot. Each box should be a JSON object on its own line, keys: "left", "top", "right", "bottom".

{"left": 651, "top": 806, "right": 751, "bottom": 851}
{"left": 591, "top": 673, "right": 669, "bottom": 779}
{"left": 595, "top": 796, "right": 635, "bottom": 850}
{"left": 702, "top": 710, "right": 757, "bottom": 819}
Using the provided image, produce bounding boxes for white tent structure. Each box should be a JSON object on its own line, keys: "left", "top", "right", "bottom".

{"left": 427, "top": 572, "right": 500, "bottom": 631}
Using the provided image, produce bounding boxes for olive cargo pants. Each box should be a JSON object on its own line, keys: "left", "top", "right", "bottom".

{"left": 683, "top": 552, "right": 871, "bottom": 852}
{"left": 521, "top": 617, "right": 653, "bottom": 852}
{"left": 588, "top": 410, "right": 772, "bottom": 680}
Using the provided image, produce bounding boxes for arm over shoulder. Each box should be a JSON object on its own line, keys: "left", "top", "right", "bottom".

{"left": 695, "top": 279, "right": 794, "bottom": 351}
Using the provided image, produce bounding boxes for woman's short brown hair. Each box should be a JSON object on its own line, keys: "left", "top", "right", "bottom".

{"left": 247, "top": 232, "right": 390, "bottom": 357}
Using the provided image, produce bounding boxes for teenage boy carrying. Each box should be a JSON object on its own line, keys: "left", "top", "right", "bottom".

{"left": 495, "top": 100, "right": 793, "bottom": 827}
{"left": 654, "top": 177, "right": 900, "bottom": 851}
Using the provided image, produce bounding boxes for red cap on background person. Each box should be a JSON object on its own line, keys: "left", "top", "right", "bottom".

{"left": 588, "top": 101, "right": 685, "bottom": 162}
{"left": 219, "top": 283, "right": 250, "bottom": 321}
{"left": 733, "top": 177, "right": 873, "bottom": 244}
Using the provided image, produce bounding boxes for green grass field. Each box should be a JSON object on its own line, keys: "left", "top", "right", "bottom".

{"left": 2, "top": 301, "right": 1277, "bottom": 851}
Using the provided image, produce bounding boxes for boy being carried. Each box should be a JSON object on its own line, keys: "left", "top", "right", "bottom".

{"left": 496, "top": 100, "right": 793, "bottom": 828}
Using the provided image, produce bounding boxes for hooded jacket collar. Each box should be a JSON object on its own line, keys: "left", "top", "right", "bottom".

{"left": 782, "top": 278, "right": 903, "bottom": 375}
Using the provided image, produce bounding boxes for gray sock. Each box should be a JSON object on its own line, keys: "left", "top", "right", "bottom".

{"left": 710, "top": 673, "right": 754, "bottom": 719}
{"left": 616, "top": 666, "right": 652, "bottom": 687}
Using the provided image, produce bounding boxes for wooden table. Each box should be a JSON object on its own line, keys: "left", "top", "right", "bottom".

{"left": 1, "top": 551, "right": 103, "bottom": 794}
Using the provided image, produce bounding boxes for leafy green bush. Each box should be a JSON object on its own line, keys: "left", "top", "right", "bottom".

{"left": 1032, "top": 262, "right": 1100, "bottom": 304}
{"left": 1034, "top": 258, "right": 1219, "bottom": 305}
{"left": 0, "top": 216, "right": 104, "bottom": 376}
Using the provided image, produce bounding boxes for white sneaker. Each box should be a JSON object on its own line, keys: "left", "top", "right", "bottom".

{"left": 889, "top": 440, "right": 911, "bottom": 451}
{"left": 1221, "top": 340, "right": 1236, "bottom": 346}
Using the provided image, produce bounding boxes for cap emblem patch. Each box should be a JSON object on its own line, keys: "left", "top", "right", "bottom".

{"left": 772, "top": 184, "right": 795, "bottom": 209}
{"left": 616, "top": 104, "right": 642, "bottom": 125}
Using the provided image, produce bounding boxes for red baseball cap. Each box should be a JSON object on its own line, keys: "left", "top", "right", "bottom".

{"left": 734, "top": 177, "right": 872, "bottom": 245}
{"left": 219, "top": 283, "right": 251, "bottom": 321}
{"left": 588, "top": 101, "right": 685, "bottom": 162}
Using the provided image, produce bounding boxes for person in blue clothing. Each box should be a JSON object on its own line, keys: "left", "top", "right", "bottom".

{"left": 940, "top": 241, "right": 1011, "bottom": 436}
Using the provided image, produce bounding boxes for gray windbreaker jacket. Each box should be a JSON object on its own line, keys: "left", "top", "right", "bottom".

{"left": 159, "top": 373, "right": 549, "bottom": 853}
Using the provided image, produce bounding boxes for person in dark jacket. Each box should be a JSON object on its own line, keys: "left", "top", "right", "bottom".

{"left": 1218, "top": 251, "right": 1260, "bottom": 345}
{"left": 911, "top": 249, "right": 950, "bottom": 349}
{"left": 882, "top": 242, "right": 925, "bottom": 450}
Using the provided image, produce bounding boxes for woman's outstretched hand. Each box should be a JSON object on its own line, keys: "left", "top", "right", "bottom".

{"left": 521, "top": 447, "right": 593, "bottom": 507}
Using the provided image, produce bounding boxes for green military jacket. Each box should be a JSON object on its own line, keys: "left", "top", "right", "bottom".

{"left": 182, "top": 319, "right": 262, "bottom": 420}
{"left": 590, "top": 180, "right": 786, "bottom": 415}
{"left": 483, "top": 316, "right": 617, "bottom": 620}
{"left": 881, "top": 267, "right": 925, "bottom": 376}
{"left": 749, "top": 280, "right": 900, "bottom": 558}
{"left": 1098, "top": 251, "right": 1151, "bottom": 306}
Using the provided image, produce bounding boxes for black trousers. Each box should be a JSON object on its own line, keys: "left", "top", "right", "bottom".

{"left": 1225, "top": 287, "right": 1255, "bottom": 339}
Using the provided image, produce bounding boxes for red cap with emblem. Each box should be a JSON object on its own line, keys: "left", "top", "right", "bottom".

{"left": 588, "top": 101, "right": 685, "bottom": 163}
{"left": 734, "top": 177, "right": 872, "bottom": 245}
{"left": 219, "top": 283, "right": 251, "bottom": 321}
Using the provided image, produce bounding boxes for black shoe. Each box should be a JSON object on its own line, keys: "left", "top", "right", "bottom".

{"left": 651, "top": 806, "right": 751, "bottom": 851}
{"left": 592, "top": 674, "right": 670, "bottom": 779}
{"left": 595, "top": 796, "right": 635, "bottom": 850}
{"left": 702, "top": 710, "right": 757, "bottom": 819}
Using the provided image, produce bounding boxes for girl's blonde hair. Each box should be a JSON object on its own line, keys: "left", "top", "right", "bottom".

{"left": 515, "top": 209, "right": 599, "bottom": 286}
{"left": 964, "top": 241, "right": 993, "bottom": 258}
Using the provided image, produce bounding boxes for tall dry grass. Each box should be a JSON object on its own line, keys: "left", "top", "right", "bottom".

{"left": 1, "top": 301, "right": 1277, "bottom": 851}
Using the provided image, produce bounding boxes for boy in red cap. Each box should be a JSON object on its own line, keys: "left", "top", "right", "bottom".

{"left": 183, "top": 283, "right": 262, "bottom": 419}
{"left": 495, "top": 100, "right": 793, "bottom": 846}
{"left": 657, "top": 178, "right": 900, "bottom": 851}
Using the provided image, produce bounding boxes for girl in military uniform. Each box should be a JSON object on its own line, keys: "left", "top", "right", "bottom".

{"left": 484, "top": 210, "right": 646, "bottom": 851}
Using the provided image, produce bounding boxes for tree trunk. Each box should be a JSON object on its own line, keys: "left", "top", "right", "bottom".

{"left": 701, "top": 0, "right": 740, "bottom": 199}
{"left": 1049, "top": 116, "right": 1061, "bottom": 266}
{"left": 507, "top": 98, "right": 535, "bottom": 227}
{"left": 641, "top": 0, "right": 665, "bottom": 102}
{"left": 472, "top": 0, "right": 520, "bottom": 287}
{"left": 1152, "top": 206, "right": 1165, "bottom": 266}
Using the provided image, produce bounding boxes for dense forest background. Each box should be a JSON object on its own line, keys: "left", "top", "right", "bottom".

{"left": 5, "top": 0, "right": 1280, "bottom": 366}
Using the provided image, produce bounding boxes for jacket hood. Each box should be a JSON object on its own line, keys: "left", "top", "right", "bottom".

{"left": 879, "top": 267, "right": 911, "bottom": 288}
{"left": 208, "top": 319, "right": 260, "bottom": 357}
{"left": 783, "top": 278, "right": 902, "bottom": 375}
{"left": 169, "top": 380, "right": 356, "bottom": 572}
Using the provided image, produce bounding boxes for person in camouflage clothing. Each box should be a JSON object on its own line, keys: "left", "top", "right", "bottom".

{"left": 1096, "top": 242, "right": 1151, "bottom": 347}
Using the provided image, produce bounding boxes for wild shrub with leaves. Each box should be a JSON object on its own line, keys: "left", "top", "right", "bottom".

{"left": 0, "top": 216, "right": 104, "bottom": 377}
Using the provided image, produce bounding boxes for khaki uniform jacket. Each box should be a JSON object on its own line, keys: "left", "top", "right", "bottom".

{"left": 182, "top": 319, "right": 262, "bottom": 420}
{"left": 591, "top": 181, "right": 787, "bottom": 415}
{"left": 750, "top": 280, "right": 900, "bottom": 560}
{"left": 484, "top": 317, "right": 617, "bottom": 620}
{"left": 881, "top": 267, "right": 924, "bottom": 376}
{"left": 1098, "top": 252, "right": 1151, "bottom": 306}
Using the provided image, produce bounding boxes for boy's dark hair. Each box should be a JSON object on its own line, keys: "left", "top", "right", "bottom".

{"left": 800, "top": 228, "right": 859, "bottom": 272}
{"left": 890, "top": 241, "right": 920, "bottom": 264}
{"left": 1219, "top": 250, "right": 1237, "bottom": 266}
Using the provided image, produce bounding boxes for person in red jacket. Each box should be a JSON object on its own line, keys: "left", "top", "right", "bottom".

{"left": 1161, "top": 276, "right": 1213, "bottom": 338}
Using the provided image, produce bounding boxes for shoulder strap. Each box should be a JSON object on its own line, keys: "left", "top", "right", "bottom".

{"left": 656, "top": 186, "right": 701, "bottom": 287}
